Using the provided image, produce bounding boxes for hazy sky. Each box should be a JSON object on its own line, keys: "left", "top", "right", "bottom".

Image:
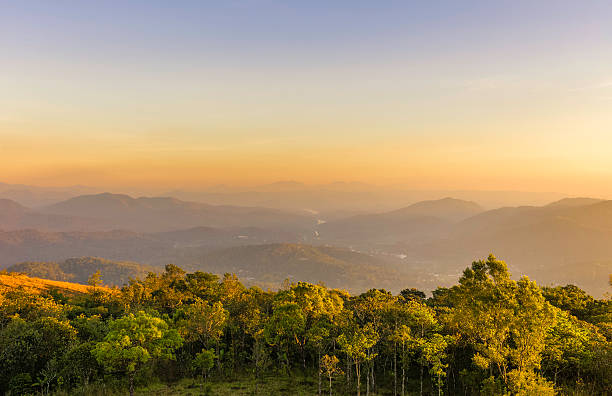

{"left": 1, "top": 1, "right": 612, "bottom": 194}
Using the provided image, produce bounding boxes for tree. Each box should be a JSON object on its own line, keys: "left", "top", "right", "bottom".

{"left": 338, "top": 323, "right": 379, "bottom": 396}
{"left": 88, "top": 270, "right": 103, "bottom": 290}
{"left": 264, "top": 302, "right": 305, "bottom": 373}
{"left": 391, "top": 325, "right": 412, "bottom": 396}
{"left": 87, "top": 271, "right": 105, "bottom": 306}
{"left": 403, "top": 299, "right": 438, "bottom": 396}
{"left": 92, "top": 311, "right": 183, "bottom": 396}
{"left": 193, "top": 348, "right": 215, "bottom": 391}
{"left": 0, "top": 316, "right": 77, "bottom": 394}
{"left": 400, "top": 288, "right": 426, "bottom": 302}
{"left": 176, "top": 298, "right": 227, "bottom": 346}
{"left": 420, "top": 334, "right": 450, "bottom": 396}
{"left": 451, "top": 255, "right": 555, "bottom": 393}
{"left": 320, "top": 354, "right": 343, "bottom": 396}
{"left": 60, "top": 341, "right": 102, "bottom": 388}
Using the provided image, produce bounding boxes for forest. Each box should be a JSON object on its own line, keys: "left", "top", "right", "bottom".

{"left": 0, "top": 255, "right": 610, "bottom": 396}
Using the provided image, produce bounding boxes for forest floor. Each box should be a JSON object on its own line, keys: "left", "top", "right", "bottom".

{"left": 134, "top": 376, "right": 388, "bottom": 396}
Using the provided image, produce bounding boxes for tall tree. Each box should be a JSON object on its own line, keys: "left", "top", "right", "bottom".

{"left": 92, "top": 311, "right": 183, "bottom": 396}
{"left": 338, "top": 323, "right": 379, "bottom": 396}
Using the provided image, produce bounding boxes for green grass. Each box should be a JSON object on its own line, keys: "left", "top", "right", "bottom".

{"left": 134, "top": 375, "right": 319, "bottom": 396}
{"left": 133, "top": 375, "right": 389, "bottom": 396}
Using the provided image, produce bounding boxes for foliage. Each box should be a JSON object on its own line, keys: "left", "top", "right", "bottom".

{"left": 0, "top": 255, "right": 609, "bottom": 395}
{"left": 91, "top": 311, "right": 183, "bottom": 396}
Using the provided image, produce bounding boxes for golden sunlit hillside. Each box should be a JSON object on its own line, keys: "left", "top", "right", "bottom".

{"left": 0, "top": 272, "right": 111, "bottom": 296}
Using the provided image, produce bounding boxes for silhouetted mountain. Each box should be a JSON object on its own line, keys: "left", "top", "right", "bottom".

{"left": 165, "top": 187, "right": 566, "bottom": 213}
{"left": 318, "top": 198, "right": 482, "bottom": 244}
{"left": 41, "top": 193, "right": 317, "bottom": 232}
{"left": 0, "top": 199, "right": 29, "bottom": 217}
{"left": 2, "top": 195, "right": 611, "bottom": 296}
{"left": 7, "top": 256, "right": 155, "bottom": 286}
{"left": 0, "top": 182, "right": 99, "bottom": 207}
{"left": 387, "top": 198, "right": 612, "bottom": 297}
{"left": 545, "top": 197, "right": 605, "bottom": 209}
{"left": 0, "top": 198, "right": 100, "bottom": 231}
{"left": 386, "top": 197, "right": 483, "bottom": 221}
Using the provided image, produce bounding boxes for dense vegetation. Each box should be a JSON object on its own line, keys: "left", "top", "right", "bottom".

{"left": 0, "top": 255, "right": 609, "bottom": 395}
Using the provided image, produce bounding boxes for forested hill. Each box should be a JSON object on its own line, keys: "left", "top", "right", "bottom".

{"left": 7, "top": 257, "right": 155, "bottom": 286}
{"left": 183, "top": 243, "right": 410, "bottom": 292}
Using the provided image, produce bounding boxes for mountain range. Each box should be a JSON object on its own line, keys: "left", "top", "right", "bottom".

{"left": 0, "top": 193, "right": 317, "bottom": 232}
{"left": 0, "top": 192, "right": 611, "bottom": 296}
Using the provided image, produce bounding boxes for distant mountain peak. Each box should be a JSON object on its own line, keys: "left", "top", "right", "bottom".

{"left": 389, "top": 197, "right": 483, "bottom": 220}
{"left": 0, "top": 198, "right": 29, "bottom": 212}
{"left": 545, "top": 197, "right": 605, "bottom": 208}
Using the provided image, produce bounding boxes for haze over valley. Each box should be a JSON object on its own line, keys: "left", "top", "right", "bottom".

{"left": 1, "top": 184, "right": 610, "bottom": 296}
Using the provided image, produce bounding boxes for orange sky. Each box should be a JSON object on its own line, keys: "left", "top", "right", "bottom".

{"left": 1, "top": 2, "right": 612, "bottom": 196}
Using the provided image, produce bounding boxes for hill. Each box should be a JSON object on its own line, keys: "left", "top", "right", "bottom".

{"left": 0, "top": 181, "right": 99, "bottom": 207}
{"left": 390, "top": 198, "right": 612, "bottom": 297}
{"left": 41, "top": 193, "right": 317, "bottom": 232}
{"left": 0, "top": 229, "right": 170, "bottom": 267}
{"left": 318, "top": 198, "right": 482, "bottom": 244}
{"left": 0, "top": 199, "right": 97, "bottom": 231}
{"left": 7, "top": 257, "right": 156, "bottom": 286}
{"left": 0, "top": 272, "right": 109, "bottom": 296}
{"left": 182, "top": 243, "right": 416, "bottom": 292}
{"left": 544, "top": 197, "right": 605, "bottom": 209}
{"left": 0, "top": 226, "right": 305, "bottom": 269}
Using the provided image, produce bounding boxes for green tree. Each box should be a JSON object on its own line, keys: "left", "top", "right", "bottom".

{"left": 338, "top": 323, "right": 379, "bottom": 396}
{"left": 193, "top": 348, "right": 216, "bottom": 391}
{"left": 92, "top": 311, "right": 183, "bottom": 396}
{"left": 264, "top": 302, "right": 305, "bottom": 373}
{"left": 451, "top": 255, "right": 555, "bottom": 393}
{"left": 320, "top": 354, "right": 343, "bottom": 396}
{"left": 420, "top": 334, "right": 450, "bottom": 396}
{"left": 0, "top": 316, "right": 77, "bottom": 394}
{"left": 176, "top": 298, "right": 227, "bottom": 346}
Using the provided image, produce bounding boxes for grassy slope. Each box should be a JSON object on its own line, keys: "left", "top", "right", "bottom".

{"left": 0, "top": 272, "right": 111, "bottom": 296}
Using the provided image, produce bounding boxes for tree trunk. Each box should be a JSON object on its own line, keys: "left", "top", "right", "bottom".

{"left": 318, "top": 349, "right": 322, "bottom": 396}
{"left": 129, "top": 372, "right": 135, "bottom": 396}
{"left": 347, "top": 357, "right": 351, "bottom": 385}
{"left": 356, "top": 362, "right": 361, "bottom": 396}
{"left": 420, "top": 364, "right": 423, "bottom": 396}
{"left": 371, "top": 363, "right": 375, "bottom": 392}
{"left": 402, "top": 342, "right": 405, "bottom": 396}
{"left": 366, "top": 365, "right": 370, "bottom": 396}
{"left": 394, "top": 341, "right": 397, "bottom": 396}
{"left": 329, "top": 376, "right": 333, "bottom": 396}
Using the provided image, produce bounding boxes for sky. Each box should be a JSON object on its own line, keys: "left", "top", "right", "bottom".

{"left": 1, "top": 1, "right": 612, "bottom": 195}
